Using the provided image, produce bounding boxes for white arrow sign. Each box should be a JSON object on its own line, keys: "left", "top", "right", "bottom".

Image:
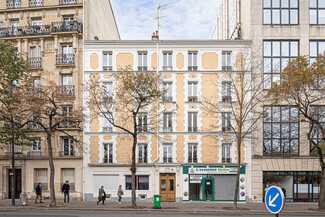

{"left": 269, "top": 193, "right": 279, "bottom": 207}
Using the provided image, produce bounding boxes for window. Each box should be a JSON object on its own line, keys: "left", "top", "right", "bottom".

{"left": 188, "top": 82, "right": 198, "bottom": 102}
{"left": 103, "top": 114, "right": 113, "bottom": 132}
{"left": 310, "top": 0, "right": 325, "bottom": 24}
{"left": 32, "top": 138, "right": 41, "bottom": 151}
{"left": 10, "top": 20, "right": 19, "bottom": 36}
{"left": 61, "top": 106, "right": 74, "bottom": 128}
{"left": 222, "top": 143, "right": 231, "bottom": 163}
{"left": 188, "top": 52, "right": 198, "bottom": 71}
{"left": 263, "top": 0, "right": 299, "bottom": 24}
{"left": 188, "top": 143, "right": 198, "bottom": 163}
{"left": 102, "top": 82, "right": 113, "bottom": 103}
{"left": 310, "top": 41, "right": 325, "bottom": 64}
{"left": 163, "top": 113, "right": 173, "bottom": 132}
{"left": 163, "top": 144, "right": 173, "bottom": 163}
{"left": 60, "top": 44, "right": 73, "bottom": 64}
{"left": 163, "top": 82, "right": 173, "bottom": 102}
{"left": 137, "top": 113, "right": 148, "bottom": 132}
{"left": 263, "top": 40, "right": 299, "bottom": 89}
{"left": 263, "top": 106, "right": 299, "bottom": 155}
{"left": 125, "top": 175, "right": 149, "bottom": 190}
{"left": 138, "top": 143, "right": 148, "bottom": 163}
{"left": 35, "top": 169, "right": 48, "bottom": 190}
{"left": 138, "top": 52, "right": 147, "bottom": 71}
{"left": 62, "top": 17, "right": 75, "bottom": 30}
{"left": 163, "top": 52, "right": 172, "bottom": 71}
{"left": 310, "top": 106, "right": 325, "bottom": 155}
{"left": 103, "top": 144, "right": 113, "bottom": 163}
{"left": 103, "top": 53, "right": 112, "bottom": 71}
{"left": 31, "top": 112, "right": 41, "bottom": 130}
{"left": 62, "top": 169, "right": 75, "bottom": 190}
{"left": 222, "top": 82, "right": 231, "bottom": 102}
{"left": 188, "top": 112, "right": 198, "bottom": 132}
{"left": 7, "top": 0, "right": 21, "bottom": 9}
{"left": 29, "top": 46, "right": 41, "bottom": 68}
{"left": 222, "top": 112, "right": 231, "bottom": 132}
{"left": 222, "top": 52, "right": 232, "bottom": 71}
{"left": 62, "top": 138, "right": 74, "bottom": 156}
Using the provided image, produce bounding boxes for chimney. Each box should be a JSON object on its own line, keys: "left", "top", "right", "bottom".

{"left": 152, "top": 31, "right": 159, "bottom": 40}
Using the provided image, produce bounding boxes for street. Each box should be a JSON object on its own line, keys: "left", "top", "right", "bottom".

{"left": 0, "top": 210, "right": 324, "bottom": 217}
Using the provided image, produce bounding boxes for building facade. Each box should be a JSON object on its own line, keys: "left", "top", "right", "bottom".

{"left": 212, "top": 0, "right": 325, "bottom": 203}
{"left": 0, "top": 0, "right": 119, "bottom": 200}
{"left": 83, "top": 39, "right": 252, "bottom": 202}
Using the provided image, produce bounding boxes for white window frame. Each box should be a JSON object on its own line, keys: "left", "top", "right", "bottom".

{"left": 103, "top": 53, "right": 113, "bottom": 71}
{"left": 32, "top": 138, "right": 41, "bottom": 151}
{"left": 163, "top": 112, "right": 173, "bottom": 132}
{"left": 138, "top": 143, "right": 148, "bottom": 164}
{"left": 163, "top": 144, "right": 173, "bottom": 163}
{"left": 188, "top": 143, "right": 198, "bottom": 163}
{"left": 188, "top": 112, "right": 198, "bottom": 132}
{"left": 222, "top": 143, "right": 231, "bottom": 163}
{"left": 103, "top": 143, "right": 113, "bottom": 163}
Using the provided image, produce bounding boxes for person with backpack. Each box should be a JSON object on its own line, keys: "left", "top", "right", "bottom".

{"left": 97, "top": 186, "right": 106, "bottom": 205}
{"left": 34, "top": 183, "right": 43, "bottom": 204}
{"left": 61, "top": 180, "right": 70, "bottom": 204}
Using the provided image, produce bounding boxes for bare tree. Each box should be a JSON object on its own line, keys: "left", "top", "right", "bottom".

{"left": 25, "top": 72, "right": 83, "bottom": 207}
{"left": 87, "top": 69, "right": 166, "bottom": 208}
{"left": 268, "top": 54, "right": 325, "bottom": 210}
{"left": 203, "top": 48, "right": 264, "bottom": 209}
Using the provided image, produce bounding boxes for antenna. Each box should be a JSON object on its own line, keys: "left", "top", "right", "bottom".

{"left": 155, "top": 1, "right": 175, "bottom": 36}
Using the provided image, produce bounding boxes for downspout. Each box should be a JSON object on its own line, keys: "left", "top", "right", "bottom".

{"left": 154, "top": 39, "right": 159, "bottom": 164}
{"left": 82, "top": 0, "right": 85, "bottom": 201}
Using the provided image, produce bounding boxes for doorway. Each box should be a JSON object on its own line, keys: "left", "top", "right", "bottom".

{"left": 8, "top": 169, "right": 22, "bottom": 199}
{"left": 203, "top": 178, "right": 214, "bottom": 201}
{"left": 160, "top": 173, "right": 175, "bottom": 202}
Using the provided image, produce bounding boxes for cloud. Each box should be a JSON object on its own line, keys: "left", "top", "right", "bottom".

{"left": 110, "top": 0, "right": 220, "bottom": 40}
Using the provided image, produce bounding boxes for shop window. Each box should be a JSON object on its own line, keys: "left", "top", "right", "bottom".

{"left": 188, "top": 143, "right": 198, "bottom": 163}
{"left": 138, "top": 143, "right": 148, "bottom": 163}
{"left": 103, "top": 143, "right": 113, "bottom": 163}
{"left": 263, "top": 0, "right": 299, "bottom": 25}
{"left": 310, "top": 0, "right": 325, "bottom": 24}
{"left": 263, "top": 40, "right": 299, "bottom": 89}
{"left": 310, "top": 106, "right": 325, "bottom": 155}
{"left": 125, "top": 175, "right": 149, "bottom": 190}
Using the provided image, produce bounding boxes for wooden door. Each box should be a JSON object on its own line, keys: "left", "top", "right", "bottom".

{"left": 160, "top": 173, "right": 175, "bottom": 202}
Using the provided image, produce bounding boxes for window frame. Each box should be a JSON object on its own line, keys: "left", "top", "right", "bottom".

{"left": 138, "top": 143, "right": 148, "bottom": 163}
{"left": 222, "top": 81, "right": 232, "bottom": 102}
{"left": 163, "top": 82, "right": 173, "bottom": 102}
{"left": 188, "top": 143, "right": 198, "bottom": 163}
{"left": 221, "top": 112, "right": 231, "bottom": 132}
{"left": 62, "top": 138, "right": 74, "bottom": 156}
{"left": 32, "top": 138, "right": 41, "bottom": 151}
{"left": 163, "top": 143, "right": 173, "bottom": 163}
{"left": 188, "top": 52, "right": 198, "bottom": 71}
{"left": 309, "top": 40, "right": 325, "bottom": 64}
{"left": 163, "top": 52, "right": 173, "bottom": 70}
{"left": 310, "top": 0, "right": 325, "bottom": 24}
{"left": 103, "top": 143, "right": 113, "bottom": 163}
{"left": 138, "top": 52, "right": 148, "bottom": 71}
{"left": 263, "top": 0, "right": 299, "bottom": 25}
{"left": 309, "top": 106, "right": 325, "bottom": 155}
{"left": 188, "top": 82, "right": 198, "bottom": 102}
{"left": 188, "top": 112, "right": 198, "bottom": 132}
{"left": 222, "top": 143, "right": 231, "bottom": 163}
{"left": 222, "top": 52, "right": 232, "bottom": 71}
{"left": 103, "top": 52, "right": 113, "bottom": 71}
{"left": 137, "top": 113, "right": 148, "bottom": 132}
{"left": 163, "top": 112, "right": 173, "bottom": 132}
{"left": 125, "top": 175, "right": 149, "bottom": 190}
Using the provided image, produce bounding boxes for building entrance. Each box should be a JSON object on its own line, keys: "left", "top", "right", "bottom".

{"left": 160, "top": 173, "right": 175, "bottom": 202}
{"left": 8, "top": 169, "right": 22, "bottom": 199}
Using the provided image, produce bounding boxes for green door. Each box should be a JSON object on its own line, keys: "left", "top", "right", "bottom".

{"left": 203, "top": 178, "right": 214, "bottom": 201}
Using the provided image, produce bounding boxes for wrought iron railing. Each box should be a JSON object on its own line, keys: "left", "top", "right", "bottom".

{"left": 59, "top": 85, "right": 75, "bottom": 96}
{"left": 59, "top": 0, "right": 77, "bottom": 5}
{"left": 29, "top": 0, "right": 43, "bottom": 7}
{"left": 188, "top": 66, "right": 198, "bottom": 71}
{"left": 28, "top": 57, "right": 42, "bottom": 68}
{"left": 103, "top": 66, "right": 113, "bottom": 71}
{"left": 6, "top": 0, "right": 20, "bottom": 9}
{"left": 51, "top": 21, "right": 82, "bottom": 33}
{"left": 56, "top": 54, "right": 75, "bottom": 65}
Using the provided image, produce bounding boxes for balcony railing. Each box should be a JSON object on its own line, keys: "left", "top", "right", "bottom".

{"left": 103, "top": 158, "right": 113, "bottom": 164}
{"left": 103, "top": 127, "right": 113, "bottom": 132}
{"left": 56, "top": 54, "right": 75, "bottom": 65}
{"left": 59, "top": 0, "right": 77, "bottom": 5}
{"left": 163, "top": 127, "right": 173, "bottom": 132}
{"left": 29, "top": 0, "right": 43, "bottom": 7}
{"left": 164, "top": 96, "right": 173, "bottom": 102}
{"left": 1, "top": 151, "right": 82, "bottom": 159}
{"left": 222, "top": 96, "right": 231, "bottom": 102}
{"left": 222, "top": 66, "right": 232, "bottom": 71}
{"left": 6, "top": 0, "right": 21, "bottom": 9}
{"left": 0, "top": 21, "right": 82, "bottom": 38}
{"left": 163, "top": 66, "right": 173, "bottom": 71}
{"left": 59, "top": 151, "right": 75, "bottom": 157}
{"left": 28, "top": 57, "right": 42, "bottom": 68}
{"left": 59, "top": 85, "right": 75, "bottom": 96}
{"left": 138, "top": 66, "right": 148, "bottom": 71}
{"left": 188, "top": 96, "right": 198, "bottom": 102}
{"left": 188, "top": 127, "right": 198, "bottom": 132}
{"left": 103, "top": 66, "right": 113, "bottom": 71}
{"left": 188, "top": 66, "right": 198, "bottom": 71}
{"left": 138, "top": 158, "right": 148, "bottom": 164}
{"left": 222, "top": 158, "right": 232, "bottom": 163}
{"left": 163, "top": 157, "right": 173, "bottom": 163}
{"left": 59, "top": 121, "right": 77, "bottom": 129}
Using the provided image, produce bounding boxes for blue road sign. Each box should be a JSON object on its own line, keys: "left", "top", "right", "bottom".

{"left": 265, "top": 186, "right": 285, "bottom": 214}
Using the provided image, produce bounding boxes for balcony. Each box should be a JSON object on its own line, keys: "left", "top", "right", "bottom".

{"left": 222, "top": 96, "right": 232, "bottom": 102}
{"left": 56, "top": 54, "right": 75, "bottom": 65}
{"left": 6, "top": 0, "right": 20, "bottom": 9}
{"left": 28, "top": 57, "right": 42, "bottom": 68}
{"left": 188, "top": 66, "right": 198, "bottom": 71}
{"left": 138, "top": 66, "right": 148, "bottom": 71}
{"left": 163, "top": 66, "right": 173, "bottom": 71}
{"left": 188, "top": 96, "right": 198, "bottom": 102}
{"left": 59, "top": 85, "right": 75, "bottom": 97}
{"left": 29, "top": 0, "right": 43, "bottom": 7}
{"left": 0, "top": 21, "right": 82, "bottom": 38}
{"left": 222, "top": 66, "right": 232, "bottom": 71}
{"left": 59, "top": 0, "right": 77, "bottom": 5}
{"left": 59, "top": 121, "right": 77, "bottom": 129}
{"left": 103, "top": 66, "right": 113, "bottom": 71}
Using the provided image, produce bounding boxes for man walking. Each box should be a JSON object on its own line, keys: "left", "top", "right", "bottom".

{"left": 34, "top": 183, "right": 43, "bottom": 204}
{"left": 61, "top": 180, "right": 70, "bottom": 204}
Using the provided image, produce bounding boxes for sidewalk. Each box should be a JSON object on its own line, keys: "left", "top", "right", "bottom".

{"left": 0, "top": 199, "right": 323, "bottom": 214}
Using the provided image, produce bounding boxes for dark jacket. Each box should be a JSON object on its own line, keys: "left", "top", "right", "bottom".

{"left": 35, "top": 185, "right": 42, "bottom": 195}
{"left": 61, "top": 183, "right": 70, "bottom": 193}
{"left": 98, "top": 188, "right": 106, "bottom": 200}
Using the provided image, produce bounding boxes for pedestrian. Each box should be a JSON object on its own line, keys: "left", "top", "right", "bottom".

{"left": 34, "top": 183, "right": 43, "bottom": 204}
{"left": 97, "top": 186, "right": 106, "bottom": 205}
{"left": 281, "top": 186, "right": 287, "bottom": 197}
{"left": 116, "top": 185, "right": 123, "bottom": 204}
{"left": 61, "top": 180, "right": 70, "bottom": 204}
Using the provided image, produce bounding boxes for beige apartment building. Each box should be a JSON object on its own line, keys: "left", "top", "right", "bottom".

{"left": 0, "top": 0, "right": 119, "bottom": 200}
{"left": 83, "top": 38, "right": 252, "bottom": 202}
{"left": 213, "top": 0, "right": 325, "bottom": 203}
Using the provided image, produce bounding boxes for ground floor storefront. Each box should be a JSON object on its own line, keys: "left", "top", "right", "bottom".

{"left": 182, "top": 165, "right": 247, "bottom": 202}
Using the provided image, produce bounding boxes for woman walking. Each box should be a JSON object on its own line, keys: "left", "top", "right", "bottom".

{"left": 116, "top": 185, "right": 123, "bottom": 204}
{"left": 97, "top": 186, "right": 106, "bottom": 205}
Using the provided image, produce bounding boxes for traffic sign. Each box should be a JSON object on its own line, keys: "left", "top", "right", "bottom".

{"left": 265, "top": 186, "right": 285, "bottom": 215}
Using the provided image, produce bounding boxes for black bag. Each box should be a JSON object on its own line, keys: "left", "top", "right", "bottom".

{"left": 121, "top": 190, "right": 124, "bottom": 195}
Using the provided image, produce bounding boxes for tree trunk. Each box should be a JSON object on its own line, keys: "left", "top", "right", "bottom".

{"left": 319, "top": 167, "right": 325, "bottom": 210}
{"left": 47, "top": 133, "right": 56, "bottom": 207}
{"left": 131, "top": 134, "right": 137, "bottom": 208}
{"left": 11, "top": 120, "right": 15, "bottom": 206}
{"left": 233, "top": 138, "right": 241, "bottom": 209}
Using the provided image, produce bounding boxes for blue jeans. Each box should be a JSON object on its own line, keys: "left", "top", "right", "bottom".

{"left": 118, "top": 196, "right": 122, "bottom": 202}
{"left": 64, "top": 192, "right": 70, "bottom": 203}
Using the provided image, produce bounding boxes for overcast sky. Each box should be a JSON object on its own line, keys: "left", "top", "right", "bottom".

{"left": 110, "top": 0, "right": 220, "bottom": 40}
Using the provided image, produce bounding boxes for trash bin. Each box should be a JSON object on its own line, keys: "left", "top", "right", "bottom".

{"left": 153, "top": 195, "right": 161, "bottom": 209}
{"left": 20, "top": 193, "right": 28, "bottom": 206}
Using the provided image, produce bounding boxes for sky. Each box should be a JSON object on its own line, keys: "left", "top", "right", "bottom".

{"left": 110, "top": 0, "right": 220, "bottom": 40}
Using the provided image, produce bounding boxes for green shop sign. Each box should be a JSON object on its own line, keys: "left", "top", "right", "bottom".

{"left": 190, "top": 175, "right": 203, "bottom": 183}
{"left": 189, "top": 167, "right": 237, "bottom": 174}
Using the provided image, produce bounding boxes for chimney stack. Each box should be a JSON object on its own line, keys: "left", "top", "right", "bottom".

{"left": 152, "top": 31, "right": 159, "bottom": 40}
